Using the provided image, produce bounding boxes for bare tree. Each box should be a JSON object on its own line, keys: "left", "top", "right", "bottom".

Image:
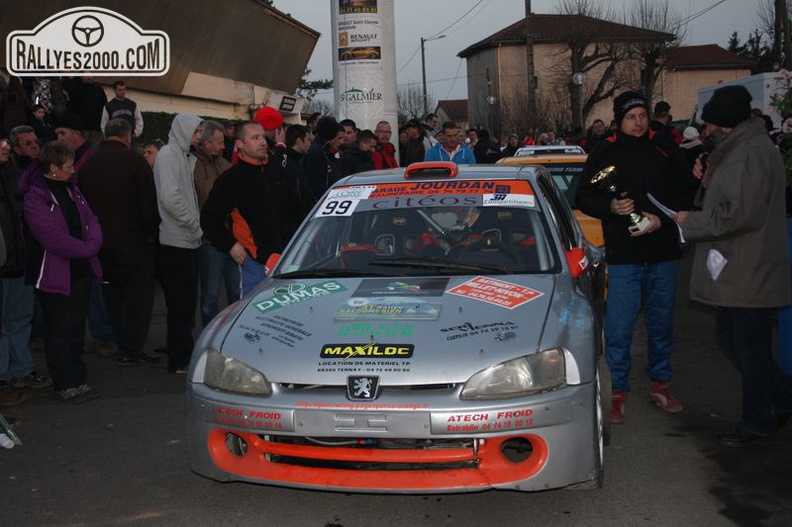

{"left": 398, "top": 85, "right": 435, "bottom": 123}
{"left": 302, "top": 97, "right": 335, "bottom": 117}
{"left": 552, "top": 0, "right": 626, "bottom": 129}
{"left": 757, "top": 0, "right": 792, "bottom": 69}
{"left": 625, "top": 0, "right": 682, "bottom": 104}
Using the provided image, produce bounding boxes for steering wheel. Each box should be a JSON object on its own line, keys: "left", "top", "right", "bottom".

{"left": 456, "top": 238, "right": 521, "bottom": 264}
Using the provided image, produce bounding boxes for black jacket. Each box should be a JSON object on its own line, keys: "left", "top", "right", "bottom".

{"left": 340, "top": 147, "right": 375, "bottom": 177}
{"left": 401, "top": 137, "right": 424, "bottom": 166}
{"left": 77, "top": 140, "right": 160, "bottom": 249}
{"left": 0, "top": 160, "right": 25, "bottom": 276}
{"left": 575, "top": 130, "right": 698, "bottom": 265}
{"left": 201, "top": 149, "right": 301, "bottom": 263}
{"left": 303, "top": 136, "right": 341, "bottom": 202}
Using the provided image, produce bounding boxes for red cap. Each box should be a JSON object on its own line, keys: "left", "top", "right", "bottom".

{"left": 254, "top": 106, "right": 284, "bottom": 131}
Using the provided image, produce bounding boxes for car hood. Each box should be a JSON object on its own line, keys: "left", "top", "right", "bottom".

{"left": 219, "top": 275, "right": 556, "bottom": 386}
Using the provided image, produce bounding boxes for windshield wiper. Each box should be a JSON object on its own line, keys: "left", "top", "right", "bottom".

{"left": 275, "top": 269, "right": 391, "bottom": 279}
{"left": 368, "top": 257, "right": 508, "bottom": 274}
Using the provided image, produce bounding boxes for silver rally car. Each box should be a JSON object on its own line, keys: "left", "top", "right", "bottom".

{"left": 186, "top": 162, "right": 606, "bottom": 493}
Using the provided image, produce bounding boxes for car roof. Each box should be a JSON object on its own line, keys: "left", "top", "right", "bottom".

{"left": 335, "top": 163, "right": 545, "bottom": 188}
{"left": 513, "top": 145, "right": 585, "bottom": 156}
{"left": 497, "top": 154, "right": 588, "bottom": 166}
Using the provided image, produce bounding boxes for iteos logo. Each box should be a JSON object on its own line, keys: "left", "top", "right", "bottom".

{"left": 6, "top": 6, "right": 169, "bottom": 76}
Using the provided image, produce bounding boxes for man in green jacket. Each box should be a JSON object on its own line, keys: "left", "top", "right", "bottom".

{"left": 674, "top": 85, "right": 792, "bottom": 446}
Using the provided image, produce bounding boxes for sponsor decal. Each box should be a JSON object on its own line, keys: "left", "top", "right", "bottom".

{"left": 352, "top": 278, "right": 448, "bottom": 297}
{"left": 482, "top": 194, "right": 536, "bottom": 208}
{"left": 334, "top": 297, "right": 441, "bottom": 320}
{"left": 327, "top": 185, "right": 377, "bottom": 200}
{"left": 440, "top": 321, "right": 519, "bottom": 341}
{"left": 336, "top": 323, "right": 414, "bottom": 339}
{"left": 211, "top": 405, "right": 293, "bottom": 431}
{"left": 347, "top": 376, "right": 380, "bottom": 400}
{"left": 447, "top": 276, "right": 544, "bottom": 309}
{"left": 254, "top": 281, "right": 346, "bottom": 313}
{"left": 320, "top": 343, "right": 415, "bottom": 360}
{"left": 7, "top": 6, "right": 169, "bottom": 76}
{"left": 432, "top": 408, "right": 535, "bottom": 434}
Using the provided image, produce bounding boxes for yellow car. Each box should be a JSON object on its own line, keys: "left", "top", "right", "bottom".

{"left": 497, "top": 153, "right": 604, "bottom": 248}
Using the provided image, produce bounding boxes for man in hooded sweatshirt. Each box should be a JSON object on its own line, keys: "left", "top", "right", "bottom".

{"left": 153, "top": 114, "right": 203, "bottom": 374}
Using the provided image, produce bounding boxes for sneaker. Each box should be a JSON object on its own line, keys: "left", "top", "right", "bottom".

{"left": 75, "top": 384, "right": 99, "bottom": 401}
{"left": 12, "top": 371, "right": 53, "bottom": 389}
{"left": 649, "top": 381, "right": 683, "bottom": 413}
{"left": 86, "top": 340, "right": 118, "bottom": 357}
{"left": 716, "top": 427, "right": 768, "bottom": 447}
{"left": 56, "top": 387, "right": 85, "bottom": 404}
{"left": 0, "top": 381, "right": 27, "bottom": 407}
{"left": 611, "top": 390, "right": 627, "bottom": 424}
{"left": 117, "top": 353, "right": 160, "bottom": 366}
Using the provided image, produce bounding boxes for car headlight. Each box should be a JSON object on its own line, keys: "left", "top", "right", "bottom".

{"left": 460, "top": 348, "right": 566, "bottom": 400}
{"left": 204, "top": 348, "right": 271, "bottom": 396}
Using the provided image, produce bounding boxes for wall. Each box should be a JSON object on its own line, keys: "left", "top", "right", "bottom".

{"left": 659, "top": 68, "right": 752, "bottom": 123}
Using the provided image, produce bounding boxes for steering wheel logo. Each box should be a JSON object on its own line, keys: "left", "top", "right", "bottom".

{"left": 71, "top": 15, "right": 104, "bottom": 47}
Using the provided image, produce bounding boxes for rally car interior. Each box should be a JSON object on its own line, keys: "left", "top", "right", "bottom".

{"left": 277, "top": 204, "right": 557, "bottom": 277}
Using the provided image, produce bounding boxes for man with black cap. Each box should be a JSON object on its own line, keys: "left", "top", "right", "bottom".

{"left": 673, "top": 85, "right": 792, "bottom": 446}
{"left": 54, "top": 112, "right": 94, "bottom": 172}
{"left": 303, "top": 116, "right": 343, "bottom": 204}
{"left": 650, "top": 100, "right": 683, "bottom": 145}
{"left": 401, "top": 119, "right": 425, "bottom": 166}
{"left": 576, "top": 90, "right": 697, "bottom": 425}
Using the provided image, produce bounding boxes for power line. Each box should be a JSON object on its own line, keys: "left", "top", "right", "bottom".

{"left": 427, "top": 0, "right": 486, "bottom": 40}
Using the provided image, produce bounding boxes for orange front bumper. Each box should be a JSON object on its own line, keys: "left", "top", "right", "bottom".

{"left": 208, "top": 428, "right": 548, "bottom": 491}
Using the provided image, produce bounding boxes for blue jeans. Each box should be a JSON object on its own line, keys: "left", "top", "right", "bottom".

{"left": 87, "top": 278, "right": 116, "bottom": 345}
{"left": 0, "top": 277, "right": 35, "bottom": 382}
{"left": 240, "top": 257, "right": 266, "bottom": 297}
{"left": 197, "top": 244, "right": 240, "bottom": 327}
{"left": 716, "top": 307, "right": 792, "bottom": 435}
{"left": 605, "top": 260, "right": 678, "bottom": 392}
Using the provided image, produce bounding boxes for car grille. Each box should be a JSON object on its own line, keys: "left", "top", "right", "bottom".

{"left": 278, "top": 383, "right": 458, "bottom": 392}
{"left": 262, "top": 435, "right": 478, "bottom": 471}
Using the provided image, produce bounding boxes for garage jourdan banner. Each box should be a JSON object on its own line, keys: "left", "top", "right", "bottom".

{"left": 332, "top": 0, "right": 398, "bottom": 135}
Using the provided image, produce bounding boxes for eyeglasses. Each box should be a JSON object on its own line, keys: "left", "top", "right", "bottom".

{"left": 21, "top": 139, "right": 41, "bottom": 147}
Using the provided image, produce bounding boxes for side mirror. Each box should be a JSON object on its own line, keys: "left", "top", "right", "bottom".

{"left": 265, "top": 253, "right": 280, "bottom": 276}
{"left": 566, "top": 247, "right": 589, "bottom": 279}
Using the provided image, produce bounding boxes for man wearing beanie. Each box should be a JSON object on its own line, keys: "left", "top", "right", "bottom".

{"left": 303, "top": 116, "right": 343, "bottom": 204}
{"left": 576, "top": 90, "right": 698, "bottom": 424}
{"left": 673, "top": 85, "right": 792, "bottom": 446}
{"left": 55, "top": 112, "right": 94, "bottom": 172}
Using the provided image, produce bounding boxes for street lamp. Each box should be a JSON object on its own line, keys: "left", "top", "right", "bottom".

{"left": 572, "top": 71, "right": 586, "bottom": 130}
{"left": 421, "top": 34, "right": 446, "bottom": 117}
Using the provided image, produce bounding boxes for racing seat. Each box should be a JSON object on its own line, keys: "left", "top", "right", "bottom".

{"left": 363, "top": 210, "right": 425, "bottom": 257}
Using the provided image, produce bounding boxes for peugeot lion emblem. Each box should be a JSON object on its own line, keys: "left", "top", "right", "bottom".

{"left": 347, "top": 376, "right": 380, "bottom": 400}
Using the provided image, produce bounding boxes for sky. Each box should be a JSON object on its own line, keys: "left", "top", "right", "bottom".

{"left": 273, "top": 0, "right": 760, "bottom": 103}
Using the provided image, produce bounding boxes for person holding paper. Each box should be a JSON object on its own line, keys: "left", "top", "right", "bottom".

{"left": 576, "top": 91, "right": 697, "bottom": 425}
{"left": 673, "top": 85, "right": 792, "bottom": 447}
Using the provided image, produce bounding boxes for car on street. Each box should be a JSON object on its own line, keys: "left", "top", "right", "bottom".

{"left": 186, "top": 161, "right": 607, "bottom": 493}
{"left": 512, "top": 145, "right": 586, "bottom": 156}
{"left": 497, "top": 153, "right": 604, "bottom": 247}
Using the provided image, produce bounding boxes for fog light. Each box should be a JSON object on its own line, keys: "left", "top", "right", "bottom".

{"left": 501, "top": 437, "right": 533, "bottom": 462}
{"left": 225, "top": 433, "right": 248, "bottom": 457}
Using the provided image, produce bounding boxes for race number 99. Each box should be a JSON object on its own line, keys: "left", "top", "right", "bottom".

{"left": 317, "top": 199, "right": 357, "bottom": 217}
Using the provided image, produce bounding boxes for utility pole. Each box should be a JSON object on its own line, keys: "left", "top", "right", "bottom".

{"left": 421, "top": 34, "right": 446, "bottom": 118}
{"left": 525, "top": 0, "right": 536, "bottom": 121}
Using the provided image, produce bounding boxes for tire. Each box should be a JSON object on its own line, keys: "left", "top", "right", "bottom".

{"left": 567, "top": 367, "right": 605, "bottom": 490}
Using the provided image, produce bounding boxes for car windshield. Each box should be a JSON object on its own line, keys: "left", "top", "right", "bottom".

{"left": 275, "top": 179, "right": 559, "bottom": 278}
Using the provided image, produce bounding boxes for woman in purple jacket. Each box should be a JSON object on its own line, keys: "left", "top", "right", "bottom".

{"left": 20, "top": 141, "right": 103, "bottom": 403}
